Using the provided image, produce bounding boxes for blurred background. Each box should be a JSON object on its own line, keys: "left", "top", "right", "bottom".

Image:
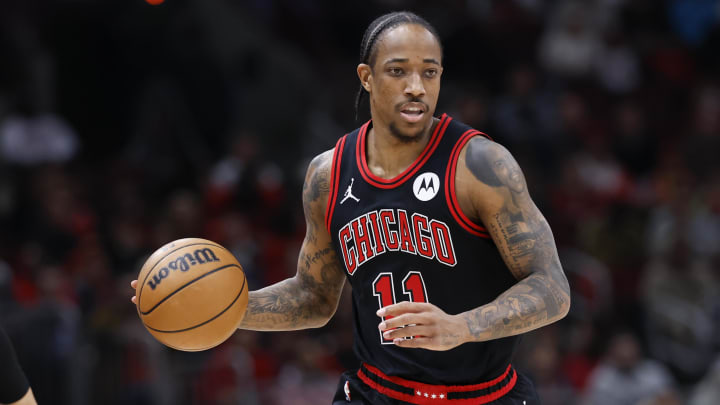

{"left": 0, "top": 0, "right": 719, "bottom": 404}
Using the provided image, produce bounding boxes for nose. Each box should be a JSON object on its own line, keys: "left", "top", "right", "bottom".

{"left": 404, "top": 72, "right": 426, "bottom": 98}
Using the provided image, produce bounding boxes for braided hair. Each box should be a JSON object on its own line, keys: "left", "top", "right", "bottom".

{"left": 354, "top": 11, "right": 442, "bottom": 121}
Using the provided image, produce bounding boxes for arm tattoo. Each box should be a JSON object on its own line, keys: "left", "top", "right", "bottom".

{"left": 461, "top": 138, "right": 570, "bottom": 340}
{"left": 242, "top": 246, "right": 345, "bottom": 330}
{"left": 240, "top": 151, "right": 346, "bottom": 331}
{"left": 301, "top": 155, "right": 331, "bottom": 244}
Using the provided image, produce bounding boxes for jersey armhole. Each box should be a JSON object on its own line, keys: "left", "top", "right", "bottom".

{"left": 444, "top": 130, "right": 492, "bottom": 239}
{"left": 325, "top": 135, "right": 347, "bottom": 233}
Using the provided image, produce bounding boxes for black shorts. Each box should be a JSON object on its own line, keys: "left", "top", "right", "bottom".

{"left": 332, "top": 364, "right": 540, "bottom": 405}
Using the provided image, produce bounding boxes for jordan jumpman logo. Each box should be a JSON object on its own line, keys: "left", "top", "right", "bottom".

{"left": 340, "top": 178, "right": 360, "bottom": 204}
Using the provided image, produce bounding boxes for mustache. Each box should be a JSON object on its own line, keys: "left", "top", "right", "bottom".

{"left": 396, "top": 98, "right": 428, "bottom": 110}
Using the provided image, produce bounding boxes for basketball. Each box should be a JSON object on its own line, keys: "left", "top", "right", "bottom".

{"left": 135, "top": 238, "right": 249, "bottom": 351}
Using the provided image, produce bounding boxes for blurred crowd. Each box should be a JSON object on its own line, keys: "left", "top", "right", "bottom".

{"left": 0, "top": 0, "right": 719, "bottom": 404}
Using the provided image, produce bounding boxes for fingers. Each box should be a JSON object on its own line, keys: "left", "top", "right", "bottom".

{"left": 130, "top": 280, "right": 138, "bottom": 304}
{"left": 392, "top": 336, "right": 434, "bottom": 349}
{"left": 382, "top": 324, "right": 428, "bottom": 341}
{"left": 377, "top": 301, "right": 433, "bottom": 317}
{"left": 379, "top": 313, "right": 426, "bottom": 331}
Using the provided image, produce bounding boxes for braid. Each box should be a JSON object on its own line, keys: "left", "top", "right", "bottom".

{"left": 354, "top": 11, "right": 442, "bottom": 121}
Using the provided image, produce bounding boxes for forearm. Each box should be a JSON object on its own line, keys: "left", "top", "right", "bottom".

{"left": 460, "top": 271, "right": 570, "bottom": 342}
{"left": 238, "top": 151, "right": 344, "bottom": 332}
{"left": 238, "top": 277, "right": 336, "bottom": 331}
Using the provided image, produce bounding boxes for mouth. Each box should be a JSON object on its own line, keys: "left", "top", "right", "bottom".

{"left": 399, "top": 102, "right": 426, "bottom": 123}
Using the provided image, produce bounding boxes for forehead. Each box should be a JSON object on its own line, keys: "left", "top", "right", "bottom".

{"left": 374, "top": 24, "right": 442, "bottom": 63}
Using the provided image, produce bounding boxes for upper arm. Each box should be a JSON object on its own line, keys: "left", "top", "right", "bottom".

{"left": 455, "top": 137, "right": 564, "bottom": 283}
{"left": 295, "top": 150, "right": 346, "bottom": 309}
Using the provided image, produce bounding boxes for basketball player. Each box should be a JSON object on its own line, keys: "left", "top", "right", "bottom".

{"left": 0, "top": 326, "right": 37, "bottom": 405}
{"left": 130, "top": 11, "right": 570, "bottom": 404}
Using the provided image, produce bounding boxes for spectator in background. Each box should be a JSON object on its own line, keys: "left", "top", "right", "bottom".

{"left": 666, "top": 0, "right": 720, "bottom": 47}
{"left": 492, "top": 64, "right": 559, "bottom": 146}
{"left": 266, "top": 336, "right": 339, "bottom": 405}
{"left": 686, "top": 173, "right": 720, "bottom": 260}
{"left": 611, "top": 100, "right": 656, "bottom": 178}
{"left": 582, "top": 330, "right": 680, "bottom": 405}
{"left": 0, "top": 110, "right": 79, "bottom": 166}
{"left": 593, "top": 26, "right": 641, "bottom": 94}
{"left": 538, "top": 3, "right": 602, "bottom": 79}
{"left": 684, "top": 85, "right": 720, "bottom": 183}
{"left": 0, "top": 20, "right": 79, "bottom": 167}
{"left": 522, "top": 327, "right": 578, "bottom": 405}
{"left": 640, "top": 238, "right": 718, "bottom": 383}
{"left": 689, "top": 356, "right": 720, "bottom": 405}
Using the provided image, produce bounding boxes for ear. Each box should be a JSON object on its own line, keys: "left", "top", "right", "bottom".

{"left": 357, "top": 63, "right": 372, "bottom": 93}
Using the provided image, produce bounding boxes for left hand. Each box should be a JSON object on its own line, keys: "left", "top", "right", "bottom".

{"left": 130, "top": 280, "right": 138, "bottom": 305}
{"left": 377, "top": 301, "right": 468, "bottom": 351}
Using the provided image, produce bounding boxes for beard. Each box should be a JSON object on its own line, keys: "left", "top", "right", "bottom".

{"left": 389, "top": 122, "right": 426, "bottom": 144}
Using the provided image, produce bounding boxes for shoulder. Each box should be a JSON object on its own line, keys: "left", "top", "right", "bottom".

{"left": 453, "top": 135, "right": 528, "bottom": 217}
{"left": 302, "top": 148, "right": 335, "bottom": 208}
{"left": 463, "top": 136, "right": 511, "bottom": 173}
{"left": 461, "top": 136, "right": 525, "bottom": 193}
{"left": 307, "top": 149, "right": 334, "bottom": 178}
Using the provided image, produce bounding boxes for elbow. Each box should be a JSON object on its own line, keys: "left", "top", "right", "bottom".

{"left": 308, "top": 295, "right": 340, "bottom": 328}
{"left": 310, "top": 305, "right": 336, "bottom": 328}
{"left": 541, "top": 268, "right": 571, "bottom": 323}
{"left": 313, "top": 315, "right": 333, "bottom": 328}
{"left": 559, "top": 295, "right": 571, "bottom": 320}
{"left": 557, "top": 274, "right": 571, "bottom": 320}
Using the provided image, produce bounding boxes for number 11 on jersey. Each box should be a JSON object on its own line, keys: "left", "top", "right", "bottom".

{"left": 372, "top": 271, "right": 428, "bottom": 344}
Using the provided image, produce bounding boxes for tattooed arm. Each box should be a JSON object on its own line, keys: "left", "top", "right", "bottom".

{"left": 378, "top": 137, "right": 569, "bottom": 349}
{"left": 455, "top": 137, "right": 570, "bottom": 341}
{"left": 237, "top": 150, "right": 347, "bottom": 331}
{"left": 129, "top": 151, "right": 346, "bottom": 330}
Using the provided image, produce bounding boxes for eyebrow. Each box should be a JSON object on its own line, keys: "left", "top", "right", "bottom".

{"left": 383, "top": 58, "right": 441, "bottom": 65}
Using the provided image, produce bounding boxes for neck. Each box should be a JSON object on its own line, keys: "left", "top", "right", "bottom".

{"left": 366, "top": 116, "right": 440, "bottom": 179}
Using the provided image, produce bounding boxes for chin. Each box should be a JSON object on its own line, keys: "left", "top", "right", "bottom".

{"left": 389, "top": 122, "right": 425, "bottom": 143}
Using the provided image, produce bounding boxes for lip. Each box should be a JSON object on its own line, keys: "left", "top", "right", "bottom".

{"left": 399, "top": 102, "right": 427, "bottom": 124}
{"left": 400, "top": 111, "right": 425, "bottom": 123}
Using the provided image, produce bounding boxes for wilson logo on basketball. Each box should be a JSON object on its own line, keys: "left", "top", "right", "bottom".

{"left": 147, "top": 248, "right": 221, "bottom": 290}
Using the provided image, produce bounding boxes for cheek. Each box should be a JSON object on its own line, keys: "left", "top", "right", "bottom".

{"left": 372, "top": 84, "right": 399, "bottom": 111}
{"left": 426, "top": 81, "right": 441, "bottom": 99}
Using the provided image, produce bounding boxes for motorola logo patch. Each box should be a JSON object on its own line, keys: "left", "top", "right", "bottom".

{"left": 413, "top": 172, "right": 440, "bottom": 201}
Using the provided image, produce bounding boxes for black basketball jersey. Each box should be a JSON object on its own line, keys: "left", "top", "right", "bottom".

{"left": 325, "top": 114, "right": 520, "bottom": 385}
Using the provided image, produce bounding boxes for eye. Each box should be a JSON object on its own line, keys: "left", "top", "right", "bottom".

{"left": 425, "top": 69, "right": 438, "bottom": 78}
{"left": 388, "top": 67, "right": 404, "bottom": 76}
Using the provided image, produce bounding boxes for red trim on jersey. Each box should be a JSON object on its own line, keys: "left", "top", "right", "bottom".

{"left": 357, "top": 363, "right": 517, "bottom": 404}
{"left": 357, "top": 114, "right": 451, "bottom": 189}
{"left": 325, "top": 135, "right": 347, "bottom": 233}
{"left": 445, "top": 130, "right": 492, "bottom": 238}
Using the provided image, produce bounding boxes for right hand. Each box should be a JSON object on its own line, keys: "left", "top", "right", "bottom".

{"left": 130, "top": 279, "right": 138, "bottom": 304}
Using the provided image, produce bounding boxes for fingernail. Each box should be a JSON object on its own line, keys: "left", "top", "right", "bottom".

{"left": 378, "top": 322, "right": 386, "bottom": 330}
{"left": 393, "top": 338, "right": 403, "bottom": 344}
{"left": 377, "top": 308, "right": 385, "bottom": 316}
{"left": 383, "top": 331, "right": 391, "bottom": 338}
